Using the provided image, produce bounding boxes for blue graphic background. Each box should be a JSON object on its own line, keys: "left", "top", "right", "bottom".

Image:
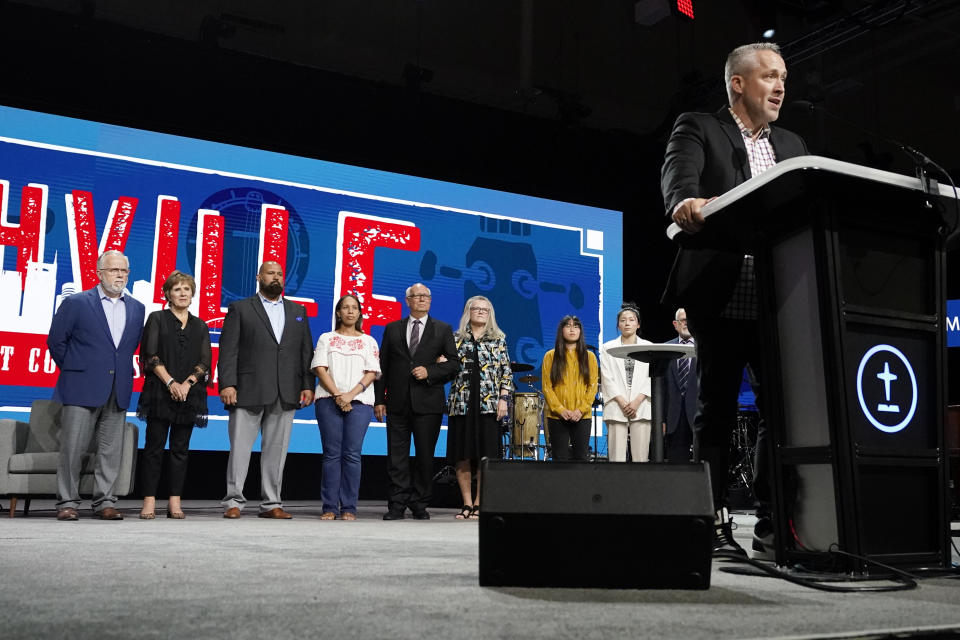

{"left": 0, "top": 105, "right": 621, "bottom": 456}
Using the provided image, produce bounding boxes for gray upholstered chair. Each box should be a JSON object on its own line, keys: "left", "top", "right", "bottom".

{"left": 0, "top": 399, "right": 139, "bottom": 517}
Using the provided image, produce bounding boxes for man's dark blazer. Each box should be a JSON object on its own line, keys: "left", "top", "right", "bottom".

{"left": 217, "top": 294, "right": 314, "bottom": 410}
{"left": 664, "top": 337, "right": 699, "bottom": 436}
{"left": 48, "top": 286, "right": 145, "bottom": 410}
{"left": 374, "top": 316, "right": 459, "bottom": 415}
{"left": 660, "top": 107, "right": 808, "bottom": 315}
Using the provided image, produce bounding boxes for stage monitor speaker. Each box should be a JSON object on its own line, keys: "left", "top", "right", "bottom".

{"left": 479, "top": 460, "right": 714, "bottom": 589}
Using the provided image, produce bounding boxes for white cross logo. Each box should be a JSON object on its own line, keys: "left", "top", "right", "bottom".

{"left": 876, "top": 361, "right": 900, "bottom": 413}
{"left": 856, "top": 344, "right": 917, "bottom": 434}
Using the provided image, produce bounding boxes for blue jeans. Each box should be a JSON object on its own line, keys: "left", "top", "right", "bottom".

{"left": 315, "top": 397, "right": 373, "bottom": 514}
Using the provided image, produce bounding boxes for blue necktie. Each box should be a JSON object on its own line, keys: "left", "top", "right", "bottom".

{"left": 678, "top": 342, "right": 690, "bottom": 395}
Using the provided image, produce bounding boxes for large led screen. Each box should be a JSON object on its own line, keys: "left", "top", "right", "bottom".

{"left": 0, "top": 105, "right": 623, "bottom": 455}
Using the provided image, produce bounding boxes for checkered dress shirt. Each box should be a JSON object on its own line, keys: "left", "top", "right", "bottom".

{"left": 720, "top": 109, "right": 777, "bottom": 321}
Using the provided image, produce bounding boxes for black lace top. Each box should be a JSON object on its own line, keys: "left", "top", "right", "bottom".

{"left": 136, "top": 309, "right": 212, "bottom": 427}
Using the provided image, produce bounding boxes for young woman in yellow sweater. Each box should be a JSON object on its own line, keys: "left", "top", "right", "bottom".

{"left": 541, "top": 315, "right": 598, "bottom": 461}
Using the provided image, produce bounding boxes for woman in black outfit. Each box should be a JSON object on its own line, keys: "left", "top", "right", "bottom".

{"left": 137, "top": 271, "right": 211, "bottom": 519}
{"left": 445, "top": 296, "right": 512, "bottom": 519}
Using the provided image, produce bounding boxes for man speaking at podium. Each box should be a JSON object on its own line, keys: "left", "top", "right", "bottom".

{"left": 660, "top": 42, "right": 808, "bottom": 556}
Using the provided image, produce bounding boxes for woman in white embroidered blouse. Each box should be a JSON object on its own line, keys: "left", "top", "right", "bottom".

{"left": 311, "top": 294, "right": 381, "bottom": 520}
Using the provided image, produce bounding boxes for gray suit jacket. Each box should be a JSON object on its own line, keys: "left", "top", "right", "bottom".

{"left": 217, "top": 295, "right": 314, "bottom": 410}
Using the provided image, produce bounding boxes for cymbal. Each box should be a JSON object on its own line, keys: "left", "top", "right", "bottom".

{"left": 511, "top": 362, "right": 534, "bottom": 373}
{"left": 517, "top": 374, "right": 540, "bottom": 384}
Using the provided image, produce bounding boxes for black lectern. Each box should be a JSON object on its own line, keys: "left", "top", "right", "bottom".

{"left": 668, "top": 155, "right": 958, "bottom": 572}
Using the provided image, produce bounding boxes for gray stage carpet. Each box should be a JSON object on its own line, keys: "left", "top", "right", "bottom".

{"left": 1, "top": 501, "right": 959, "bottom": 640}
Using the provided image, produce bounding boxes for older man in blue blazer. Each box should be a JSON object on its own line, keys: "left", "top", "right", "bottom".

{"left": 47, "top": 250, "right": 145, "bottom": 520}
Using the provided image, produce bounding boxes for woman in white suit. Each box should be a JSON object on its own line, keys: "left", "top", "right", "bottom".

{"left": 599, "top": 303, "right": 652, "bottom": 462}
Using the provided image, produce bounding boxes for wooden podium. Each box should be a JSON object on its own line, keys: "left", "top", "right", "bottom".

{"left": 668, "top": 155, "right": 958, "bottom": 572}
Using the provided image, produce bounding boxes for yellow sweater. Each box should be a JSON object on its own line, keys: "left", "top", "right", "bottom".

{"left": 541, "top": 348, "right": 598, "bottom": 418}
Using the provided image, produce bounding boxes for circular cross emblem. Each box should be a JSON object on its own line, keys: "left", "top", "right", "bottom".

{"left": 855, "top": 344, "right": 917, "bottom": 434}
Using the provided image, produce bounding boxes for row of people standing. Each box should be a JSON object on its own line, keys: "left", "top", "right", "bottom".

{"left": 138, "top": 278, "right": 668, "bottom": 522}
{"left": 550, "top": 304, "right": 696, "bottom": 465}
{"left": 142, "top": 264, "right": 375, "bottom": 521}
{"left": 49, "top": 251, "right": 677, "bottom": 521}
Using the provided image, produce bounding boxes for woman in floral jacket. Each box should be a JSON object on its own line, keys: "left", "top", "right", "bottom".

{"left": 446, "top": 296, "right": 513, "bottom": 519}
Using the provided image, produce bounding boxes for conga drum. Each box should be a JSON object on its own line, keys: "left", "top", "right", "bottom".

{"left": 511, "top": 392, "right": 543, "bottom": 459}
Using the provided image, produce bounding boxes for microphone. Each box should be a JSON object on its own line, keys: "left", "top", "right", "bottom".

{"left": 790, "top": 99, "right": 936, "bottom": 172}
{"left": 791, "top": 98, "right": 959, "bottom": 240}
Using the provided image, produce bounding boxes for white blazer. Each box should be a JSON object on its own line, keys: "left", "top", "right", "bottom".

{"left": 599, "top": 336, "right": 652, "bottom": 422}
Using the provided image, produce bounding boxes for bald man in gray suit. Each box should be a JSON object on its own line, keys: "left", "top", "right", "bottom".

{"left": 218, "top": 261, "right": 315, "bottom": 519}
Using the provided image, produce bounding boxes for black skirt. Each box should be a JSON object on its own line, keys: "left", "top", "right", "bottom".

{"left": 446, "top": 352, "right": 500, "bottom": 461}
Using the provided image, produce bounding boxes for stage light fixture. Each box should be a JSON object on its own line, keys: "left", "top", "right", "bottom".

{"left": 634, "top": 0, "right": 671, "bottom": 26}
{"left": 675, "top": 0, "right": 694, "bottom": 20}
{"left": 763, "top": 28, "right": 776, "bottom": 38}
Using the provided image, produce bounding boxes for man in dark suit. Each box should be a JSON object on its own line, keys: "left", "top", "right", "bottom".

{"left": 218, "top": 261, "right": 314, "bottom": 519}
{"left": 663, "top": 308, "right": 698, "bottom": 462}
{"left": 374, "top": 282, "right": 458, "bottom": 520}
{"left": 660, "top": 42, "right": 808, "bottom": 555}
{"left": 48, "top": 250, "right": 145, "bottom": 520}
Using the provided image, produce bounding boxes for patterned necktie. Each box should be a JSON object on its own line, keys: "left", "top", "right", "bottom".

{"left": 678, "top": 341, "right": 690, "bottom": 395}
{"left": 409, "top": 319, "right": 421, "bottom": 355}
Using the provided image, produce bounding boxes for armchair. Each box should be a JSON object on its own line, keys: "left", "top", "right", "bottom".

{"left": 0, "top": 399, "right": 139, "bottom": 516}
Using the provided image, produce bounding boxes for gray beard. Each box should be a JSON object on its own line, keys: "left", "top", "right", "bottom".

{"left": 102, "top": 282, "right": 125, "bottom": 296}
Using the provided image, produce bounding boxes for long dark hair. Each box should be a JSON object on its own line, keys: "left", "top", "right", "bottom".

{"left": 334, "top": 294, "right": 363, "bottom": 331}
{"left": 549, "top": 315, "right": 590, "bottom": 387}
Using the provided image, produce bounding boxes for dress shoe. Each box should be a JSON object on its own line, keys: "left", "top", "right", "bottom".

{"left": 223, "top": 507, "right": 242, "bottom": 519}
{"left": 57, "top": 507, "right": 79, "bottom": 521}
{"left": 341, "top": 512, "right": 357, "bottom": 521}
{"left": 411, "top": 509, "right": 430, "bottom": 520}
{"left": 320, "top": 512, "right": 336, "bottom": 521}
{"left": 382, "top": 509, "right": 405, "bottom": 520}
{"left": 94, "top": 507, "right": 124, "bottom": 520}
{"left": 258, "top": 507, "right": 293, "bottom": 519}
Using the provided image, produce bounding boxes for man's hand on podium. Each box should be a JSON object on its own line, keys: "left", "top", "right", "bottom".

{"left": 671, "top": 196, "right": 716, "bottom": 233}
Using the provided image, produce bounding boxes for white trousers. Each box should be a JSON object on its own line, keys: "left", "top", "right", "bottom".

{"left": 605, "top": 419, "right": 651, "bottom": 462}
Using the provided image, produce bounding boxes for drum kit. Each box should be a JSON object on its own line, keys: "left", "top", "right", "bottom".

{"left": 504, "top": 362, "right": 550, "bottom": 460}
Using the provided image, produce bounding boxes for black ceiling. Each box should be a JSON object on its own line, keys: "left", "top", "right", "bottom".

{"left": 2, "top": 0, "right": 958, "bottom": 335}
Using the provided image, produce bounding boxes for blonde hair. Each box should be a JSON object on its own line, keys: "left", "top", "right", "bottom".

{"left": 455, "top": 295, "right": 504, "bottom": 341}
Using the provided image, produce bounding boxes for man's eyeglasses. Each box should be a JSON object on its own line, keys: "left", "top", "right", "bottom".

{"left": 470, "top": 307, "right": 490, "bottom": 314}
{"left": 407, "top": 294, "right": 431, "bottom": 300}
{"left": 99, "top": 268, "right": 130, "bottom": 275}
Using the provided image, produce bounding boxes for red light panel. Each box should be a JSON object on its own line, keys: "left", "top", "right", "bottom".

{"left": 676, "top": 0, "right": 694, "bottom": 19}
